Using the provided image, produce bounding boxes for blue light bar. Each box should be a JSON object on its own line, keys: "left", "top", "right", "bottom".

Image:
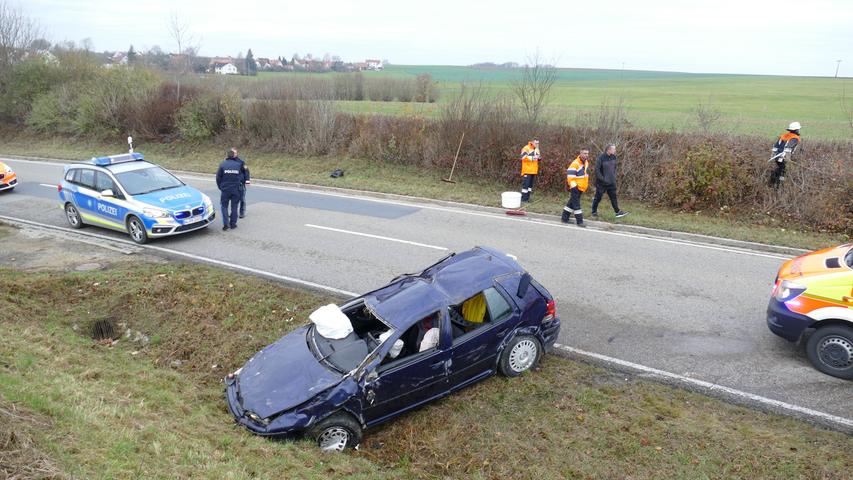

{"left": 90, "top": 152, "right": 144, "bottom": 166}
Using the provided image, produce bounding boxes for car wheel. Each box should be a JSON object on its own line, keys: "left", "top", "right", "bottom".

{"left": 126, "top": 216, "right": 148, "bottom": 244}
{"left": 806, "top": 325, "right": 853, "bottom": 380}
{"left": 308, "top": 413, "right": 362, "bottom": 452}
{"left": 499, "top": 335, "right": 541, "bottom": 377}
{"left": 64, "top": 203, "right": 83, "bottom": 229}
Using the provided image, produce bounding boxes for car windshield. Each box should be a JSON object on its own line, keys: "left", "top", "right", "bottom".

{"left": 308, "top": 325, "right": 369, "bottom": 374}
{"left": 306, "top": 303, "right": 390, "bottom": 373}
{"left": 114, "top": 166, "right": 183, "bottom": 195}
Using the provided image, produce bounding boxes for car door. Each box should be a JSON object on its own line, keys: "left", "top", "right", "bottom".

{"left": 92, "top": 171, "right": 127, "bottom": 228}
{"left": 361, "top": 315, "right": 450, "bottom": 426}
{"left": 71, "top": 168, "right": 100, "bottom": 220}
{"left": 447, "top": 286, "right": 518, "bottom": 390}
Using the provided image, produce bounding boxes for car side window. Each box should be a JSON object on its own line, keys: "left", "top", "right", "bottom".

{"left": 78, "top": 169, "right": 96, "bottom": 190}
{"left": 484, "top": 287, "right": 512, "bottom": 323}
{"left": 95, "top": 172, "right": 121, "bottom": 198}
{"left": 377, "top": 311, "right": 441, "bottom": 373}
{"left": 65, "top": 169, "right": 76, "bottom": 182}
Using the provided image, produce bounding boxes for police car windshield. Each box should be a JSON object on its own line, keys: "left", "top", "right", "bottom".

{"left": 114, "top": 166, "right": 184, "bottom": 195}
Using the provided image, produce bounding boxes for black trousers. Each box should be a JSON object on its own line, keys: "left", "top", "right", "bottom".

{"left": 591, "top": 182, "right": 619, "bottom": 214}
{"left": 220, "top": 188, "right": 240, "bottom": 227}
{"left": 521, "top": 174, "right": 536, "bottom": 201}
{"left": 238, "top": 185, "right": 247, "bottom": 215}
{"left": 562, "top": 188, "right": 584, "bottom": 223}
{"left": 769, "top": 161, "right": 786, "bottom": 188}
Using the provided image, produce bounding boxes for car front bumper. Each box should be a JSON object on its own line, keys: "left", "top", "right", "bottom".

{"left": 0, "top": 178, "right": 17, "bottom": 190}
{"left": 147, "top": 212, "right": 215, "bottom": 237}
{"left": 766, "top": 298, "right": 814, "bottom": 343}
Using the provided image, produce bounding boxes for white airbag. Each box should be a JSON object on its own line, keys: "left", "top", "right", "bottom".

{"left": 310, "top": 304, "right": 353, "bottom": 339}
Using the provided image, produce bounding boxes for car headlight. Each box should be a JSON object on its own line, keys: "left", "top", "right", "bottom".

{"left": 774, "top": 280, "right": 806, "bottom": 302}
{"left": 246, "top": 411, "right": 270, "bottom": 426}
{"left": 3, "top": 166, "right": 11, "bottom": 174}
{"left": 143, "top": 207, "right": 170, "bottom": 218}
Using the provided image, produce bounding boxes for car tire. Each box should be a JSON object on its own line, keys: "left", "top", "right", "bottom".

{"left": 499, "top": 335, "right": 542, "bottom": 377}
{"left": 308, "top": 412, "right": 362, "bottom": 452}
{"left": 64, "top": 203, "right": 83, "bottom": 229}
{"left": 126, "top": 216, "right": 148, "bottom": 244}
{"left": 806, "top": 325, "right": 853, "bottom": 380}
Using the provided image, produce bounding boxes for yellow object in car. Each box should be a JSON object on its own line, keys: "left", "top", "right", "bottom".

{"left": 462, "top": 293, "right": 487, "bottom": 323}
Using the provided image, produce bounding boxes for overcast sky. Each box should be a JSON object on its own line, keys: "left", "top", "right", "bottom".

{"left": 17, "top": 0, "right": 853, "bottom": 77}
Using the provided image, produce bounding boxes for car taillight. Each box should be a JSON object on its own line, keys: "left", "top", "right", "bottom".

{"left": 57, "top": 183, "right": 62, "bottom": 193}
{"left": 545, "top": 299, "right": 556, "bottom": 320}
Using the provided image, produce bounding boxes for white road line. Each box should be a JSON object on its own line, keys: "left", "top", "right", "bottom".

{"left": 554, "top": 343, "right": 853, "bottom": 431}
{"left": 0, "top": 214, "right": 359, "bottom": 297}
{"left": 305, "top": 224, "right": 448, "bottom": 251}
{"left": 39, "top": 183, "right": 55, "bottom": 188}
{"left": 1, "top": 157, "right": 792, "bottom": 260}
{"left": 0, "top": 212, "right": 849, "bottom": 432}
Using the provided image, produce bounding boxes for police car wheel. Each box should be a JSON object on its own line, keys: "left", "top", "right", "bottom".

{"left": 127, "top": 216, "right": 148, "bottom": 244}
{"left": 64, "top": 203, "right": 83, "bottom": 229}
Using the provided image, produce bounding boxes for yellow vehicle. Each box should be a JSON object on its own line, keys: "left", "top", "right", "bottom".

{"left": 766, "top": 243, "right": 853, "bottom": 379}
{"left": 0, "top": 161, "right": 17, "bottom": 191}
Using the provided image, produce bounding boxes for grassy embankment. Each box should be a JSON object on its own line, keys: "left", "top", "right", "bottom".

{"left": 0, "top": 129, "right": 846, "bottom": 250}
{"left": 252, "top": 65, "right": 853, "bottom": 141}
{"left": 2, "top": 261, "right": 851, "bottom": 479}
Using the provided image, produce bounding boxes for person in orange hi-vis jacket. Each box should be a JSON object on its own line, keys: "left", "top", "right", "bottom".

{"left": 561, "top": 148, "right": 590, "bottom": 227}
{"left": 769, "top": 121, "right": 801, "bottom": 188}
{"left": 519, "top": 138, "right": 540, "bottom": 202}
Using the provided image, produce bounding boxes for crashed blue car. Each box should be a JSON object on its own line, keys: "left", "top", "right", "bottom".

{"left": 225, "top": 246, "right": 560, "bottom": 451}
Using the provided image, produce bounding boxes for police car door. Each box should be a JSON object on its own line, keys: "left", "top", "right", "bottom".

{"left": 92, "top": 171, "right": 126, "bottom": 229}
{"left": 72, "top": 168, "right": 101, "bottom": 221}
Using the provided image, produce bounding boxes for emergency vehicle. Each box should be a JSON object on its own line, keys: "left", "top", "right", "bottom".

{"left": 58, "top": 153, "right": 215, "bottom": 244}
{"left": 0, "top": 161, "right": 18, "bottom": 191}
{"left": 767, "top": 243, "right": 853, "bottom": 379}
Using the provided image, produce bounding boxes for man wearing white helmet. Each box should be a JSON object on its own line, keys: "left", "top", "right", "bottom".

{"left": 769, "top": 121, "right": 801, "bottom": 187}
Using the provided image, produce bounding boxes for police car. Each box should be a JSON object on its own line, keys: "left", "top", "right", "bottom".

{"left": 58, "top": 153, "right": 215, "bottom": 244}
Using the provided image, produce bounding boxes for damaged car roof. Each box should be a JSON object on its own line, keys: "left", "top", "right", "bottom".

{"left": 365, "top": 246, "right": 524, "bottom": 329}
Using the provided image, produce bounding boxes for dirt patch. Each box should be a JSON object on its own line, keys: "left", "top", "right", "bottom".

{"left": 0, "top": 224, "right": 161, "bottom": 272}
{"left": 0, "top": 398, "right": 65, "bottom": 480}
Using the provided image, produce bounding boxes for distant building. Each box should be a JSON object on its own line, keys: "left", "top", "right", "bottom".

{"left": 215, "top": 63, "right": 239, "bottom": 75}
{"left": 365, "top": 59, "right": 383, "bottom": 71}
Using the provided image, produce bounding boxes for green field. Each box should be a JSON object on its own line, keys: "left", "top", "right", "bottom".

{"left": 250, "top": 65, "right": 853, "bottom": 140}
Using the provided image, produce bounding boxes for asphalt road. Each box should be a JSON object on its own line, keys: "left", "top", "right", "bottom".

{"left": 2, "top": 157, "right": 850, "bottom": 425}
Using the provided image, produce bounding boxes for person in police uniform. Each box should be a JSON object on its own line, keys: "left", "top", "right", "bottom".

{"left": 216, "top": 149, "right": 245, "bottom": 230}
{"left": 229, "top": 148, "right": 251, "bottom": 218}
{"left": 519, "top": 138, "right": 540, "bottom": 202}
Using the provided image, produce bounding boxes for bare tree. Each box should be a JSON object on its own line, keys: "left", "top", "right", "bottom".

{"left": 511, "top": 51, "right": 558, "bottom": 125}
{"left": 694, "top": 100, "right": 722, "bottom": 135}
{"left": 0, "top": 1, "right": 41, "bottom": 72}
{"left": 166, "top": 13, "right": 197, "bottom": 102}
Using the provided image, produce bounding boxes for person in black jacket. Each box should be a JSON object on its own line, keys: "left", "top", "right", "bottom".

{"left": 229, "top": 148, "right": 251, "bottom": 218}
{"left": 216, "top": 149, "right": 245, "bottom": 230}
{"left": 591, "top": 144, "right": 629, "bottom": 218}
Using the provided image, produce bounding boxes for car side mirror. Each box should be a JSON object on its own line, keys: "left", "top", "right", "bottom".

{"left": 517, "top": 273, "right": 531, "bottom": 298}
{"left": 100, "top": 189, "right": 114, "bottom": 198}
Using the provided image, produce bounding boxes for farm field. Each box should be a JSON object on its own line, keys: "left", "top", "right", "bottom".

{"left": 246, "top": 65, "right": 853, "bottom": 140}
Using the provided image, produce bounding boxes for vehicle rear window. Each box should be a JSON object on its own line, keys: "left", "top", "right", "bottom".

{"left": 484, "top": 287, "right": 512, "bottom": 322}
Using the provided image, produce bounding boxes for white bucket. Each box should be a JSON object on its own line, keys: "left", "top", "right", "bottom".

{"left": 501, "top": 191, "right": 522, "bottom": 209}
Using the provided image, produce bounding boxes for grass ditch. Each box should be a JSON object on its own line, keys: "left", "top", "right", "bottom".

{"left": 1, "top": 262, "right": 851, "bottom": 479}
{"left": 0, "top": 129, "right": 846, "bottom": 250}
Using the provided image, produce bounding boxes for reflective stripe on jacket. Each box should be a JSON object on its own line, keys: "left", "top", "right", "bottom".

{"left": 773, "top": 131, "right": 800, "bottom": 157}
{"left": 520, "top": 142, "right": 540, "bottom": 176}
{"left": 566, "top": 156, "right": 589, "bottom": 192}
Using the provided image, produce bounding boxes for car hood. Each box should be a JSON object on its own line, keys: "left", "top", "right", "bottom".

{"left": 236, "top": 326, "right": 344, "bottom": 419}
{"left": 779, "top": 244, "right": 853, "bottom": 279}
{"left": 131, "top": 185, "right": 205, "bottom": 210}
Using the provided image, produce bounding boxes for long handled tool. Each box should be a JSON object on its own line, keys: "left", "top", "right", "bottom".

{"left": 442, "top": 132, "right": 465, "bottom": 183}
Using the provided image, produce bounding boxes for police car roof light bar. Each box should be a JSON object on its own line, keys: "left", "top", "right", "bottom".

{"left": 91, "top": 152, "right": 144, "bottom": 166}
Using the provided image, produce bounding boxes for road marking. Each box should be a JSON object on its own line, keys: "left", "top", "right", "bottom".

{"left": 0, "top": 214, "right": 359, "bottom": 297}
{"left": 40, "top": 183, "right": 55, "bottom": 188}
{"left": 305, "top": 224, "right": 448, "bottom": 251}
{"left": 1, "top": 157, "right": 794, "bottom": 261}
{"left": 554, "top": 343, "right": 853, "bottom": 432}
{"left": 0, "top": 213, "right": 849, "bottom": 432}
